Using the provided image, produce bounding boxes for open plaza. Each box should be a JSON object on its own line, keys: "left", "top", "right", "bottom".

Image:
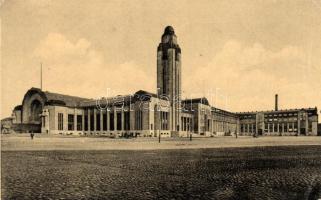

{"left": 2, "top": 134, "right": 321, "bottom": 199}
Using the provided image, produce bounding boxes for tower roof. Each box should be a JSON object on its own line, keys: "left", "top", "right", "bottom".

{"left": 164, "top": 26, "right": 175, "bottom": 35}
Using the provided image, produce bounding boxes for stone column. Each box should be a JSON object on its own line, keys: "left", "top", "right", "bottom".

{"left": 297, "top": 116, "right": 300, "bottom": 135}
{"left": 107, "top": 110, "right": 110, "bottom": 131}
{"left": 114, "top": 109, "right": 117, "bottom": 131}
{"left": 74, "top": 108, "right": 77, "bottom": 131}
{"left": 305, "top": 114, "right": 308, "bottom": 134}
{"left": 186, "top": 117, "right": 190, "bottom": 132}
{"left": 88, "top": 109, "right": 91, "bottom": 132}
{"left": 82, "top": 111, "right": 85, "bottom": 132}
{"left": 121, "top": 110, "right": 124, "bottom": 131}
{"left": 93, "top": 109, "right": 97, "bottom": 131}
{"left": 63, "top": 110, "right": 67, "bottom": 131}
{"left": 100, "top": 109, "right": 103, "bottom": 132}
{"left": 182, "top": 117, "right": 184, "bottom": 131}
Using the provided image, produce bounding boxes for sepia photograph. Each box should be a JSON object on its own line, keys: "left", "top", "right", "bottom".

{"left": 1, "top": 0, "right": 321, "bottom": 199}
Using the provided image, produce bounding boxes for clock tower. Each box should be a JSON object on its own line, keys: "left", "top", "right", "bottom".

{"left": 157, "top": 26, "right": 182, "bottom": 132}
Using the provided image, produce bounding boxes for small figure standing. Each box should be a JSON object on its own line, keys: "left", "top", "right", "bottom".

{"left": 30, "top": 132, "right": 34, "bottom": 140}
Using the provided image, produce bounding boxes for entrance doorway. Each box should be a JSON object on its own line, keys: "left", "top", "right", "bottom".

{"left": 300, "top": 128, "right": 306, "bottom": 135}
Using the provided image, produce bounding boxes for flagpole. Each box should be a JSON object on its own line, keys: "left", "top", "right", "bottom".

{"left": 40, "top": 62, "right": 43, "bottom": 90}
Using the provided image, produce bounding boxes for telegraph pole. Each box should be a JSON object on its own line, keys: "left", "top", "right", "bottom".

{"left": 159, "top": 116, "right": 161, "bottom": 143}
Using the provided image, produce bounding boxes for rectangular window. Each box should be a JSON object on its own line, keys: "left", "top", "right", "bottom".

{"left": 284, "top": 124, "right": 288, "bottom": 132}
{"left": 103, "top": 113, "right": 107, "bottom": 131}
{"left": 110, "top": 113, "right": 114, "bottom": 131}
{"left": 160, "top": 111, "right": 168, "bottom": 130}
{"left": 308, "top": 122, "right": 312, "bottom": 132}
{"left": 84, "top": 115, "right": 88, "bottom": 131}
{"left": 68, "top": 114, "right": 74, "bottom": 131}
{"left": 117, "top": 112, "right": 122, "bottom": 130}
{"left": 165, "top": 112, "right": 168, "bottom": 130}
{"left": 294, "top": 123, "right": 298, "bottom": 132}
{"left": 288, "top": 123, "right": 292, "bottom": 132}
{"left": 58, "top": 113, "right": 63, "bottom": 130}
{"left": 96, "top": 113, "right": 101, "bottom": 131}
{"left": 90, "top": 113, "right": 94, "bottom": 131}
{"left": 77, "top": 115, "right": 82, "bottom": 131}
{"left": 124, "top": 112, "right": 130, "bottom": 131}
{"left": 135, "top": 110, "right": 143, "bottom": 130}
{"left": 264, "top": 123, "right": 268, "bottom": 132}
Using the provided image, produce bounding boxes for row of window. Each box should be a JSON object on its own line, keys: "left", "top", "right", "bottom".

{"left": 266, "top": 117, "right": 298, "bottom": 122}
{"left": 200, "top": 120, "right": 236, "bottom": 133}
{"left": 265, "top": 113, "right": 298, "bottom": 118}
{"left": 181, "top": 116, "right": 192, "bottom": 131}
{"left": 240, "top": 124, "right": 257, "bottom": 133}
{"left": 240, "top": 112, "right": 303, "bottom": 120}
{"left": 264, "top": 123, "right": 298, "bottom": 132}
{"left": 58, "top": 112, "right": 130, "bottom": 131}
{"left": 161, "top": 111, "right": 169, "bottom": 130}
{"left": 237, "top": 122, "right": 314, "bottom": 133}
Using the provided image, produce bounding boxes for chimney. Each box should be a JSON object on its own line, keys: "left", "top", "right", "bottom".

{"left": 275, "top": 94, "right": 278, "bottom": 111}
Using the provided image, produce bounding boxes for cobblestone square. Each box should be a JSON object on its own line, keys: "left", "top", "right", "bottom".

{"left": 2, "top": 144, "right": 321, "bottom": 199}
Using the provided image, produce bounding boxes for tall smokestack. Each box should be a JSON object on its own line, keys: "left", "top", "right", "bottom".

{"left": 275, "top": 94, "right": 278, "bottom": 111}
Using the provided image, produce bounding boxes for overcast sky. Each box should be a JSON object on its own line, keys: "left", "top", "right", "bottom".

{"left": 1, "top": 0, "right": 321, "bottom": 119}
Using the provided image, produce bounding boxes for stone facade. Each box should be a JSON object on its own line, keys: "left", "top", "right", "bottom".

{"left": 238, "top": 108, "right": 319, "bottom": 136}
{"left": 9, "top": 26, "right": 319, "bottom": 136}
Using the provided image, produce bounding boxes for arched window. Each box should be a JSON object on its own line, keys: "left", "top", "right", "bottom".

{"left": 30, "top": 100, "right": 42, "bottom": 122}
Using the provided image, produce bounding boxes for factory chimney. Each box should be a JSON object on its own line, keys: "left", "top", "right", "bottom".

{"left": 275, "top": 94, "right": 278, "bottom": 111}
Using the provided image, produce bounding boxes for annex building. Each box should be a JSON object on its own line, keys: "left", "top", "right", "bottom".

{"left": 9, "top": 26, "right": 319, "bottom": 136}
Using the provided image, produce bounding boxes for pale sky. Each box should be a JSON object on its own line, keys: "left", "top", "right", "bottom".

{"left": 1, "top": 0, "right": 321, "bottom": 120}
